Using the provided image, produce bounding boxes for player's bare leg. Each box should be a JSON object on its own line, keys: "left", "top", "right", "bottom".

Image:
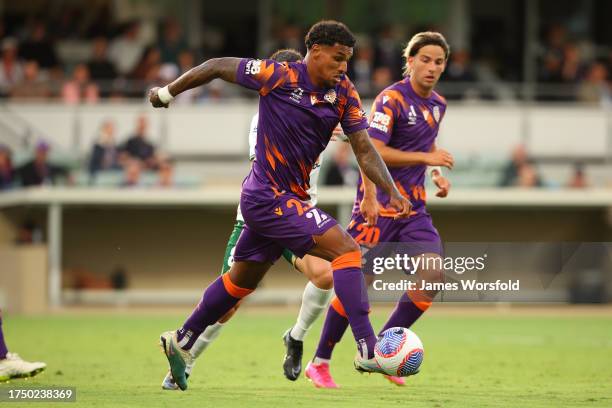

{"left": 160, "top": 260, "right": 270, "bottom": 390}
{"left": 283, "top": 255, "right": 333, "bottom": 380}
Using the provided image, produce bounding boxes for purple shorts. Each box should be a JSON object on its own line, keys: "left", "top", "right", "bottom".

{"left": 347, "top": 212, "right": 442, "bottom": 257}
{"left": 234, "top": 192, "right": 338, "bottom": 263}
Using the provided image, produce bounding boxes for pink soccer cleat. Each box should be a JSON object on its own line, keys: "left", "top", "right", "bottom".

{"left": 384, "top": 375, "right": 406, "bottom": 386}
{"left": 304, "top": 361, "right": 339, "bottom": 389}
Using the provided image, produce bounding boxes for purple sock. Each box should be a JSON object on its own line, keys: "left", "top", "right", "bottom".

{"left": 0, "top": 316, "right": 7, "bottom": 359}
{"left": 314, "top": 306, "right": 349, "bottom": 360}
{"left": 176, "top": 276, "right": 243, "bottom": 350}
{"left": 332, "top": 267, "right": 376, "bottom": 359}
{"left": 379, "top": 292, "right": 427, "bottom": 334}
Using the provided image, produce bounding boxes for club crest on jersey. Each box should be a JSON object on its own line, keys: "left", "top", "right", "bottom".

{"left": 433, "top": 105, "right": 441, "bottom": 122}
{"left": 324, "top": 89, "right": 337, "bottom": 104}
{"left": 422, "top": 109, "right": 430, "bottom": 121}
{"left": 290, "top": 87, "right": 304, "bottom": 103}
{"left": 408, "top": 105, "right": 417, "bottom": 125}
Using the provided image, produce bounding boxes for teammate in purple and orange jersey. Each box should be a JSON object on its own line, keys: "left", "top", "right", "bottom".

{"left": 149, "top": 20, "right": 412, "bottom": 391}
{"left": 305, "top": 31, "right": 455, "bottom": 388}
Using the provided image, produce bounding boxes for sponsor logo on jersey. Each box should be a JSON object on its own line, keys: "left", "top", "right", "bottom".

{"left": 371, "top": 111, "right": 391, "bottom": 133}
{"left": 245, "top": 60, "right": 262, "bottom": 75}
{"left": 408, "top": 105, "right": 417, "bottom": 125}
{"left": 290, "top": 87, "right": 304, "bottom": 103}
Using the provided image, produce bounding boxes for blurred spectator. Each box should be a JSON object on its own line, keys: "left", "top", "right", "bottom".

{"left": 17, "top": 141, "right": 70, "bottom": 187}
{"left": 372, "top": 66, "right": 393, "bottom": 94}
{"left": 0, "top": 145, "right": 15, "bottom": 190}
{"left": 445, "top": 50, "right": 477, "bottom": 82}
{"left": 516, "top": 164, "right": 541, "bottom": 188}
{"left": 159, "top": 18, "right": 188, "bottom": 64}
{"left": 560, "top": 43, "right": 583, "bottom": 83}
{"left": 156, "top": 159, "right": 174, "bottom": 188}
{"left": 61, "top": 64, "right": 100, "bottom": 104}
{"left": 539, "top": 24, "right": 566, "bottom": 83}
{"left": 499, "top": 144, "right": 543, "bottom": 187}
{"left": 121, "top": 159, "right": 143, "bottom": 188}
{"left": 10, "top": 60, "right": 50, "bottom": 100}
{"left": 373, "top": 26, "right": 404, "bottom": 81}
{"left": 18, "top": 21, "right": 59, "bottom": 71}
{"left": 577, "top": 62, "right": 610, "bottom": 105}
{"left": 349, "top": 40, "right": 375, "bottom": 97}
{"left": 122, "top": 115, "right": 158, "bottom": 169}
{"left": 275, "top": 22, "right": 303, "bottom": 52}
{"left": 0, "top": 38, "right": 24, "bottom": 96}
{"left": 87, "top": 37, "right": 118, "bottom": 96}
{"left": 108, "top": 21, "right": 146, "bottom": 76}
{"left": 89, "top": 120, "right": 122, "bottom": 180}
{"left": 324, "top": 143, "right": 359, "bottom": 186}
{"left": 567, "top": 163, "right": 588, "bottom": 189}
{"left": 130, "top": 46, "right": 162, "bottom": 80}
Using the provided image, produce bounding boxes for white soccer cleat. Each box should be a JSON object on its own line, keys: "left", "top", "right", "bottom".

{"left": 0, "top": 353, "right": 46, "bottom": 382}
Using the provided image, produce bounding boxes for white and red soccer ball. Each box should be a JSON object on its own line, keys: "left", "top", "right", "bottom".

{"left": 374, "top": 327, "right": 424, "bottom": 377}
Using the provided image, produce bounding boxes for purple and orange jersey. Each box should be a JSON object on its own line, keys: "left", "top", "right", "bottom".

{"left": 353, "top": 77, "right": 447, "bottom": 217}
{"left": 235, "top": 58, "right": 369, "bottom": 202}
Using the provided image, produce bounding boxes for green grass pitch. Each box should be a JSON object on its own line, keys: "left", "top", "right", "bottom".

{"left": 2, "top": 308, "right": 611, "bottom": 407}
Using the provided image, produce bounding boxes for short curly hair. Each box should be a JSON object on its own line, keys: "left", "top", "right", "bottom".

{"left": 305, "top": 20, "right": 356, "bottom": 50}
{"left": 269, "top": 48, "right": 303, "bottom": 63}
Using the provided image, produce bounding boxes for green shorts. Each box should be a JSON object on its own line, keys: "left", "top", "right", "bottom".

{"left": 220, "top": 220, "right": 296, "bottom": 274}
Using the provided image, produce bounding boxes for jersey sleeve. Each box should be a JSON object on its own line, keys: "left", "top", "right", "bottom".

{"left": 247, "top": 113, "right": 258, "bottom": 161}
{"left": 367, "top": 90, "right": 400, "bottom": 145}
{"left": 339, "top": 80, "right": 369, "bottom": 135}
{"left": 236, "top": 59, "right": 289, "bottom": 96}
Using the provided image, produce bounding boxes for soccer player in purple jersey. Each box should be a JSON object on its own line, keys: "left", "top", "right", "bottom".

{"left": 305, "top": 31, "right": 454, "bottom": 388}
{"left": 149, "top": 20, "right": 411, "bottom": 391}
{"left": 161, "top": 49, "right": 339, "bottom": 390}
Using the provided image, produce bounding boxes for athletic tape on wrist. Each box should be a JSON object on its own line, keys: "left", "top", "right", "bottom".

{"left": 157, "top": 85, "right": 174, "bottom": 104}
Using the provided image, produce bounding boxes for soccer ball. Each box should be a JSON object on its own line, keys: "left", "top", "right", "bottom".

{"left": 374, "top": 327, "right": 424, "bottom": 377}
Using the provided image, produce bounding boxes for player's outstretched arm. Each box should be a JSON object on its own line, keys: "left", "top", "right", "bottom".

{"left": 149, "top": 57, "right": 242, "bottom": 108}
{"left": 371, "top": 138, "right": 454, "bottom": 169}
{"left": 348, "top": 129, "right": 412, "bottom": 218}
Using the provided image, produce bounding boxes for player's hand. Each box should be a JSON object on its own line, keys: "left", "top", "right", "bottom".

{"left": 359, "top": 195, "right": 379, "bottom": 226}
{"left": 148, "top": 87, "right": 169, "bottom": 108}
{"left": 433, "top": 174, "right": 451, "bottom": 198}
{"left": 389, "top": 191, "right": 412, "bottom": 220}
{"left": 425, "top": 149, "right": 454, "bottom": 169}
